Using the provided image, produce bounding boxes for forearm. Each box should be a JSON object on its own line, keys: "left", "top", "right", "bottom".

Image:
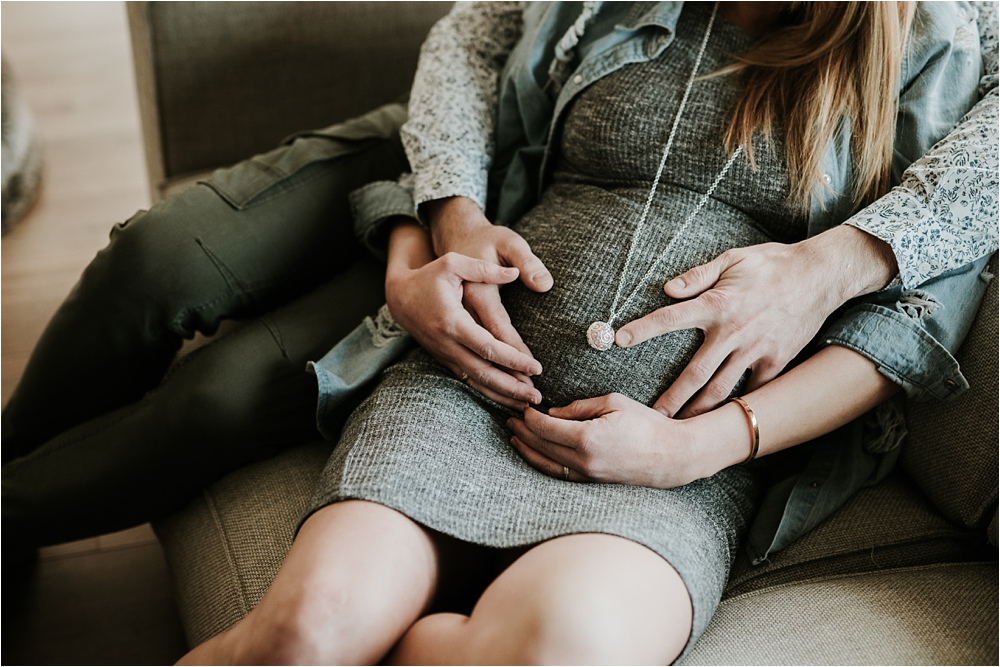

{"left": 689, "top": 345, "right": 899, "bottom": 478}
{"left": 386, "top": 218, "right": 435, "bottom": 279}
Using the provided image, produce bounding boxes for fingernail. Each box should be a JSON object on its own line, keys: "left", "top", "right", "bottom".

{"left": 655, "top": 407, "right": 672, "bottom": 418}
{"left": 669, "top": 276, "right": 686, "bottom": 289}
{"left": 616, "top": 330, "right": 632, "bottom": 346}
{"left": 533, "top": 272, "right": 553, "bottom": 288}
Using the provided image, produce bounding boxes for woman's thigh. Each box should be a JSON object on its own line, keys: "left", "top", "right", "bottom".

{"left": 220, "top": 499, "right": 442, "bottom": 665}
{"left": 395, "top": 533, "right": 693, "bottom": 665}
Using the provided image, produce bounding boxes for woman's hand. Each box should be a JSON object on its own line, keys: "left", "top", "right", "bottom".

{"left": 426, "top": 197, "right": 553, "bottom": 363}
{"left": 385, "top": 221, "right": 543, "bottom": 410}
{"left": 506, "top": 393, "right": 739, "bottom": 488}
{"left": 615, "top": 225, "right": 898, "bottom": 418}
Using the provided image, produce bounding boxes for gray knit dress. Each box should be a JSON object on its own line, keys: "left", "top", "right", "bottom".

{"left": 310, "top": 6, "right": 804, "bottom": 650}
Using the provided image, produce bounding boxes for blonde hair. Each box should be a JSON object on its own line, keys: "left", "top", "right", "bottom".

{"left": 720, "top": 2, "right": 916, "bottom": 213}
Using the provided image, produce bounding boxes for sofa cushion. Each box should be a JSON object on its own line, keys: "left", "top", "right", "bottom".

{"left": 681, "top": 562, "right": 999, "bottom": 665}
{"left": 725, "top": 470, "right": 988, "bottom": 598}
{"left": 901, "top": 253, "right": 998, "bottom": 531}
{"left": 154, "top": 442, "right": 329, "bottom": 648}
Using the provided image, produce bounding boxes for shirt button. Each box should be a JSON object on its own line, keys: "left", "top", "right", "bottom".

{"left": 573, "top": 74, "right": 584, "bottom": 85}
{"left": 822, "top": 173, "right": 832, "bottom": 184}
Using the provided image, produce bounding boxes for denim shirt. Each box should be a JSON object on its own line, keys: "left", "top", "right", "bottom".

{"left": 313, "top": 1, "right": 997, "bottom": 561}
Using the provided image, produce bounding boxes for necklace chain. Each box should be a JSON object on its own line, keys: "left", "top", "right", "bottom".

{"left": 588, "top": 2, "right": 743, "bottom": 351}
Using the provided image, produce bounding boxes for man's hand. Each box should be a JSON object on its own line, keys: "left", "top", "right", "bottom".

{"left": 614, "top": 226, "right": 898, "bottom": 418}
{"left": 385, "top": 223, "right": 544, "bottom": 410}
{"left": 426, "top": 197, "right": 553, "bottom": 360}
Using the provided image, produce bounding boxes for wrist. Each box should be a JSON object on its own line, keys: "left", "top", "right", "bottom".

{"left": 424, "top": 196, "right": 492, "bottom": 256}
{"left": 805, "top": 225, "right": 898, "bottom": 304}
{"left": 387, "top": 220, "right": 434, "bottom": 276}
{"left": 683, "top": 401, "right": 755, "bottom": 479}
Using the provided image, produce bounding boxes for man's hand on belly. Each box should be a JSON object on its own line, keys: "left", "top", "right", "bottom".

{"left": 611, "top": 226, "right": 896, "bottom": 418}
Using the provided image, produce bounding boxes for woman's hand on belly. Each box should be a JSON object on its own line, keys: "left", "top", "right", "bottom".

{"left": 506, "top": 393, "right": 748, "bottom": 488}
{"left": 424, "top": 197, "right": 554, "bottom": 362}
{"left": 613, "top": 227, "right": 898, "bottom": 419}
{"left": 386, "top": 222, "right": 544, "bottom": 410}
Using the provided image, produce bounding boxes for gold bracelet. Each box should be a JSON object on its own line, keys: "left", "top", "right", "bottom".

{"left": 729, "top": 397, "right": 760, "bottom": 465}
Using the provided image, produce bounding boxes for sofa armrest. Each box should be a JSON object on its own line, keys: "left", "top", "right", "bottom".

{"left": 126, "top": 1, "right": 451, "bottom": 200}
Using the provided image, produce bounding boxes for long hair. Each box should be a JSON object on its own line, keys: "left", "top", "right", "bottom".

{"left": 719, "top": 2, "right": 916, "bottom": 213}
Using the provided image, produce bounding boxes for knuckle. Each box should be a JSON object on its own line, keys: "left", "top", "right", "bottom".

{"left": 719, "top": 248, "right": 740, "bottom": 263}
{"left": 688, "top": 359, "right": 714, "bottom": 384}
{"left": 705, "top": 378, "right": 732, "bottom": 401}
{"left": 471, "top": 367, "right": 493, "bottom": 386}
{"left": 476, "top": 342, "right": 497, "bottom": 363}
{"left": 700, "top": 289, "right": 730, "bottom": 314}
{"left": 475, "top": 257, "right": 494, "bottom": 276}
{"left": 651, "top": 308, "right": 676, "bottom": 329}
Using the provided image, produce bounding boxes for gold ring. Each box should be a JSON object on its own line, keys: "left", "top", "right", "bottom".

{"left": 563, "top": 466, "right": 571, "bottom": 481}
{"left": 459, "top": 372, "right": 469, "bottom": 382}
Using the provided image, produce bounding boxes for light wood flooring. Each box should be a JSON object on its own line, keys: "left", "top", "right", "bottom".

{"left": 2, "top": 2, "right": 188, "bottom": 663}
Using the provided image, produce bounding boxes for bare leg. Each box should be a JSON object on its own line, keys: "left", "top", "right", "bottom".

{"left": 391, "top": 533, "right": 693, "bottom": 665}
{"left": 178, "top": 500, "right": 440, "bottom": 665}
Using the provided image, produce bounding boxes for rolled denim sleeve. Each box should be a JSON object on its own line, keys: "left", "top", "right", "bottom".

{"left": 349, "top": 176, "right": 417, "bottom": 262}
{"left": 820, "top": 252, "right": 993, "bottom": 401}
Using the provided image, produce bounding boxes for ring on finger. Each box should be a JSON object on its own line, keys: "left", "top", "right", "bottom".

{"left": 459, "top": 371, "right": 469, "bottom": 382}
{"left": 563, "top": 465, "right": 571, "bottom": 481}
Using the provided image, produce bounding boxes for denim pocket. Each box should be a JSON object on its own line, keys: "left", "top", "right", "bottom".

{"left": 199, "top": 102, "right": 407, "bottom": 210}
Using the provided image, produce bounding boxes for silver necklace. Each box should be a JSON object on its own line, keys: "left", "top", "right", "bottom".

{"left": 586, "top": 2, "right": 743, "bottom": 351}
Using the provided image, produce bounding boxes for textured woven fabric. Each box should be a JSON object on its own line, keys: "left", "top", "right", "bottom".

{"left": 681, "top": 562, "right": 999, "bottom": 665}
{"left": 154, "top": 443, "right": 330, "bottom": 647}
{"left": 309, "top": 8, "right": 793, "bottom": 652}
{"left": 132, "top": 1, "right": 450, "bottom": 178}
{"left": 901, "top": 252, "right": 998, "bottom": 529}
{"left": 724, "top": 470, "right": 988, "bottom": 598}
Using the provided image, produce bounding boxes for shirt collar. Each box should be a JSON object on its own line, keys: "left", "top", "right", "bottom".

{"left": 615, "top": 1, "right": 684, "bottom": 33}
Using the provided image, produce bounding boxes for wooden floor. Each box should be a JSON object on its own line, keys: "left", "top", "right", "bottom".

{"left": 2, "top": 2, "right": 188, "bottom": 663}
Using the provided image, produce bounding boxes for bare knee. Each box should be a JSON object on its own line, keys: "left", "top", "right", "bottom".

{"left": 511, "top": 590, "right": 689, "bottom": 665}
{"left": 228, "top": 586, "right": 354, "bottom": 665}
{"left": 468, "top": 535, "right": 693, "bottom": 665}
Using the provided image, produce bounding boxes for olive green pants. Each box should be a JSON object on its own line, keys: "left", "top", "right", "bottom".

{"left": 2, "top": 103, "right": 409, "bottom": 549}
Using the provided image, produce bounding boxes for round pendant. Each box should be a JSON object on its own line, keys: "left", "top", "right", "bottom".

{"left": 586, "top": 321, "right": 615, "bottom": 351}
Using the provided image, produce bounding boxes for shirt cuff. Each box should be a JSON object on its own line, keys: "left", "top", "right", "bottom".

{"left": 349, "top": 180, "right": 418, "bottom": 262}
{"left": 411, "top": 153, "right": 489, "bottom": 216}
{"left": 819, "top": 303, "right": 967, "bottom": 402}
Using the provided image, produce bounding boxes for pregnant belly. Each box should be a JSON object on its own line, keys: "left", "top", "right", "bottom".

{"left": 502, "top": 182, "right": 771, "bottom": 408}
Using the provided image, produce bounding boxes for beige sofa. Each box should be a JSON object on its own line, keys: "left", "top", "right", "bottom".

{"left": 128, "top": 3, "right": 999, "bottom": 663}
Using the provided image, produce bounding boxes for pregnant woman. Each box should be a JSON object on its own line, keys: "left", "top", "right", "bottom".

{"left": 179, "top": 2, "right": 990, "bottom": 665}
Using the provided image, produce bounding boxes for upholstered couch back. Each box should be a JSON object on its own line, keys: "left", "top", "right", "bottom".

{"left": 127, "top": 1, "right": 452, "bottom": 199}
